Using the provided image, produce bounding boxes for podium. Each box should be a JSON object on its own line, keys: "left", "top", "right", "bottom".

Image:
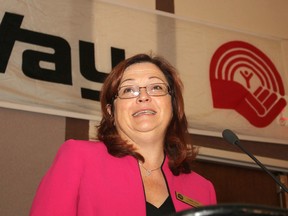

{"left": 172, "top": 204, "right": 288, "bottom": 216}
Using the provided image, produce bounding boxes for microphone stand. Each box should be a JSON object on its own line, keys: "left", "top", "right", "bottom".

{"left": 222, "top": 129, "right": 288, "bottom": 193}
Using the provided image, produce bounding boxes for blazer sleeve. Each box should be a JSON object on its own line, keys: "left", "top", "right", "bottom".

{"left": 30, "top": 140, "right": 83, "bottom": 216}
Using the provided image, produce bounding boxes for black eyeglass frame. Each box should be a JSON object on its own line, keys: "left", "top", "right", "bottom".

{"left": 114, "top": 83, "right": 171, "bottom": 99}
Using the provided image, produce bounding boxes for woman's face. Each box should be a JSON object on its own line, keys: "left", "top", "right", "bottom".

{"left": 112, "top": 62, "right": 173, "bottom": 143}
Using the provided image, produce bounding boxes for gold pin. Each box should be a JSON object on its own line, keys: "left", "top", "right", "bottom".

{"left": 175, "top": 192, "right": 203, "bottom": 208}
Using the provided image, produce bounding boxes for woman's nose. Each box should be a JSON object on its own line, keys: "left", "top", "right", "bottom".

{"left": 136, "top": 88, "right": 151, "bottom": 103}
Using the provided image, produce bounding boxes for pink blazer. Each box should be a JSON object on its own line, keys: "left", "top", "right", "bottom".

{"left": 30, "top": 140, "right": 216, "bottom": 216}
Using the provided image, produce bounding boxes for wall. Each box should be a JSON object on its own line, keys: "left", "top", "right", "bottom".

{"left": 0, "top": 107, "right": 66, "bottom": 216}
{"left": 107, "top": 0, "right": 288, "bottom": 38}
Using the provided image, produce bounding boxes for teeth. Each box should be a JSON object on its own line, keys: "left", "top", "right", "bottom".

{"left": 133, "top": 110, "right": 156, "bottom": 117}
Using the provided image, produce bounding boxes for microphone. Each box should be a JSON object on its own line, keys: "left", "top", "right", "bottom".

{"left": 222, "top": 129, "right": 288, "bottom": 193}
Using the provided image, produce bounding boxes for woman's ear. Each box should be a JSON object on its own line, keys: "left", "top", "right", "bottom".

{"left": 106, "top": 104, "right": 112, "bottom": 116}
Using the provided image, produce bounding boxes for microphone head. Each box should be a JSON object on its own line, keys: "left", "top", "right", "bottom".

{"left": 222, "top": 129, "right": 240, "bottom": 145}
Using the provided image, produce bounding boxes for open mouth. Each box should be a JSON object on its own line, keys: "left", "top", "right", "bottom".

{"left": 132, "top": 110, "right": 156, "bottom": 117}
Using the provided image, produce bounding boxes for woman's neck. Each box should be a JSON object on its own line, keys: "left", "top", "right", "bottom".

{"left": 118, "top": 129, "right": 165, "bottom": 164}
{"left": 136, "top": 142, "right": 165, "bottom": 167}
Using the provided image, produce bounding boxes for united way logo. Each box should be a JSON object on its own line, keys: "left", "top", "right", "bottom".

{"left": 210, "top": 41, "right": 287, "bottom": 127}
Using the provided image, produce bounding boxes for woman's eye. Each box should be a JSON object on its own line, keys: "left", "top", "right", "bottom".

{"left": 123, "top": 87, "right": 135, "bottom": 93}
{"left": 152, "top": 85, "right": 163, "bottom": 90}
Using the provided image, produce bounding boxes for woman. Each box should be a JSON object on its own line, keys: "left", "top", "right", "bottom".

{"left": 30, "top": 53, "right": 216, "bottom": 216}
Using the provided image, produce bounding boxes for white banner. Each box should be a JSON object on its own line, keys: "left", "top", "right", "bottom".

{"left": 0, "top": 0, "right": 287, "bottom": 144}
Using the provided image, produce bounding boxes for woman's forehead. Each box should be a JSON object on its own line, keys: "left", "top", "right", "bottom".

{"left": 122, "top": 63, "right": 165, "bottom": 78}
{"left": 120, "top": 65, "right": 167, "bottom": 86}
{"left": 124, "top": 62, "right": 160, "bottom": 73}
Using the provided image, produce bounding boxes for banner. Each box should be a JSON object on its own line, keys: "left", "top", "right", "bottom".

{"left": 0, "top": 0, "right": 287, "bottom": 144}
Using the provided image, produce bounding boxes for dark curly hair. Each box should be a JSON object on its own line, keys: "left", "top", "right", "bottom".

{"left": 97, "top": 53, "right": 198, "bottom": 175}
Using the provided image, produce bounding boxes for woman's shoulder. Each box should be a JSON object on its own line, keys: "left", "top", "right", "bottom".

{"left": 191, "top": 171, "right": 212, "bottom": 184}
{"left": 58, "top": 139, "right": 108, "bottom": 157}
{"left": 177, "top": 170, "right": 213, "bottom": 187}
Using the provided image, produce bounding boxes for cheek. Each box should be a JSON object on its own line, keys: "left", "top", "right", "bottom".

{"left": 113, "top": 103, "right": 121, "bottom": 119}
{"left": 158, "top": 98, "right": 173, "bottom": 118}
{"left": 168, "top": 103, "right": 173, "bottom": 120}
{"left": 114, "top": 101, "right": 131, "bottom": 122}
{"left": 167, "top": 99, "right": 174, "bottom": 121}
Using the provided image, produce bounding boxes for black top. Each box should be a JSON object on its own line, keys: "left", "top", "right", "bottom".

{"left": 146, "top": 196, "right": 176, "bottom": 216}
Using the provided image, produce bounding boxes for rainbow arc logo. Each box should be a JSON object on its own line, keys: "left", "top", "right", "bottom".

{"left": 210, "top": 41, "right": 287, "bottom": 127}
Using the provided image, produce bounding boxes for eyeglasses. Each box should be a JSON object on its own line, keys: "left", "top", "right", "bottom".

{"left": 116, "top": 83, "right": 171, "bottom": 99}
